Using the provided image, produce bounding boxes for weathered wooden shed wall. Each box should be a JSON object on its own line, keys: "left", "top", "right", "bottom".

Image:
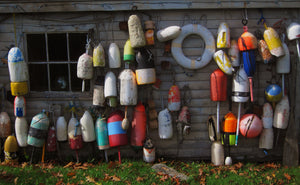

{"left": 0, "top": 1, "right": 299, "bottom": 162}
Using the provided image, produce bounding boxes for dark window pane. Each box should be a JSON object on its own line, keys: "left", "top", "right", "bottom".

{"left": 70, "top": 64, "right": 89, "bottom": 91}
{"left": 48, "top": 33, "right": 67, "bottom": 61}
{"left": 69, "top": 33, "right": 86, "bottom": 61}
{"left": 27, "top": 34, "right": 46, "bottom": 62}
{"left": 50, "top": 64, "right": 69, "bottom": 91}
{"left": 29, "top": 64, "right": 48, "bottom": 91}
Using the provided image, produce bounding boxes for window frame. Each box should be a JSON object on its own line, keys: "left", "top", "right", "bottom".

{"left": 24, "top": 31, "right": 92, "bottom": 99}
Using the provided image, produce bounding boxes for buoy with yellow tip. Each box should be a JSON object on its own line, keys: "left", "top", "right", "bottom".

{"left": 128, "top": 15, "right": 146, "bottom": 48}
{"left": 263, "top": 26, "right": 285, "bottom": 57}
{"left": 217, "top": 22, "right": 230, "bottom": 49}
{"left": 4, "top": 135, "right": 18, "bottom": 163}
{"left": 10, "top": 82, "right": 28, "bottom": 96}
{"left": 93, "top": 43, "right": 105, "bottom": 67}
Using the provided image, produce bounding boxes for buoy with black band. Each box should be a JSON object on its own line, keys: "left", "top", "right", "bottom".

{"left": 135, "top": 48, "right": 156, "bottom": 85}
{"left": 0, "top": 112, "right": 12, "bottom": 138}
{"left": 171, "top": 24, "right": 215, "bottom": 69}
{"left": 14, "top": 96, "right": 26, "bottom": 117}
{"left": 15, "top": 117, "right": 28, "bottom": 147}
{"left": 27, "top": 112, "right": 50, "bottom": 147}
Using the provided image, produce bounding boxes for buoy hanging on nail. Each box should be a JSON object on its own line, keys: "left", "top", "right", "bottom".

{"left": 104, "top": 71, "right": 118, "bottom": 107}
{"left": 0, "top": 112, "right": 12, "bottom": 138}
{"left": 108, "top": 43, "right": 121, "bottom": 68}
{"left": 15, "top": 117, "right": 28, "bottom": 147}
{"left": 80, "top": 111, "right": 96, "bottom": 142}
{"left": 8, "top": 47, "right": 29, "bottom": 82}
{"left": 228, "top": 40, "right": 240, "bottom": 67}
{"left": 131, "top": 102, "right": 147, "bottom": 148}
{"left": 273, "top": 96, "right": 289, "bottom": 129}
{"left": 263, "top": 27, "right": 285, "bottom": 57}
{"left": 213, "top": 50, "right": 233, "bottom": 75}
{"left": 119, "top": 69, "right": 137, "bottom": 106}
{"left": 14, "top": 96, "right": 26, "bottom": 117}
{"left": 128, "top": 15, "right": 146, "bottom": 48}
{"left": 168, "top": 85, "right": 181, "bottom": 112}
{"left": 93, "top": 43, "right": 105, "bottom": 67}
{"left": 93, "top": 76, "right": 105, "bottom": 107}
{"left": 56, "top": 116, "right": 67, "bottom": 142}
{"left": 135, "top": 48, "right": 156, "bottom": 85}
{"left": 123, "top": 39, "right": 135, "bottom": 63}
{"left": 265, "top": 84, "right": 282, "bottom": 103}
{"left": 217, "top": 22, "right": 230, "bottom": 49}
{"left": 157, "top": 26, "right": 181, "bottom": 42}
{"left": 158, "top": 108, "right": 173, "bottom": 139}
{"left": 77, "top": 53, "right": 93, "bottom": 92}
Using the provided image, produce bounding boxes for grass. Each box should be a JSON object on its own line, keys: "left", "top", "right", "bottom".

{"left": 0, "top": 159, "right": 299, "bottom": 184}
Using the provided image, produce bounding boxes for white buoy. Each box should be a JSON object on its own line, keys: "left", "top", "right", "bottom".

{"left": 276, "top": 42, "right": 290, "bottom": 95}
{"left": 273, "top": 96, "right": 290, "bottom": 129}
{"left": 77, "top": 53, "right": 93, "bottom": 92}
{"left": 14, "top": 96, "right": 26, "bottom": 117}
{"left": 104, "top": 71, "right": 117, "bottom": 107}
{"left": 211, "top": 141, "right": 224, "bottom": 166}
{"left": 156, "top": 26, "right": 182, "bottom": 42}
{"left": 259, "top": 128, "right": 274, "bottom": 150}
{"left": 108, "top": 43, "right": 121, "bottom": 68}
{"left": 119, "top": 69, "right": 137, "bottom": 106}
{"left": 225, "top": 156, "right": 233, "bottom": 166}
{"left": 8, "top": 47, "right": 29, "bottom": 82}
{"left": 15, "top": 117, "right": 28, "bottom": 147}
{"left": 56, "top": 116, "right": 68, "bottom": 142}
{"left": 262, "top": 103, "right": 273, "bottom": 129}
{"left": 80, "top": 111, "right": 96, "bottom": 142}
{"left": 158, "top": 108, "right": 173, "bottom": 139}
{"left": 93, "top": 76, "right": 105, "bottom": 107}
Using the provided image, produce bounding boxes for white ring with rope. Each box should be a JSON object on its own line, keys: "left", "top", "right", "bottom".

{"left": 171, "top": 24, "right": 215, "bottom": 69}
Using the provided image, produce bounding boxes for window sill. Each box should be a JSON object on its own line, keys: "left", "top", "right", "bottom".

{"left": 28, "top": 91, "right": 92, "bottom": 101}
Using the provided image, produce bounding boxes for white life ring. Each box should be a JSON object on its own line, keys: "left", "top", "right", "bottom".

{"left": 171, "top": 24, "right": 215, "bottom": 69}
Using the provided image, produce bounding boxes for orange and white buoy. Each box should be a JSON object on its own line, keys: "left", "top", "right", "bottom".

{"left": 168, "top": 85, "right": 181, "bottom": 112}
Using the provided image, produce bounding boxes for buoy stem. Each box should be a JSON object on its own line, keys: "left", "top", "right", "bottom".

{"left": 104, "top": 150, "right": 108, "bottom": 163}
{"left": 30, "top": 147, "right": 35, "bottom": 165}
{"left": 296, "top": 39, "right": 300, "bottom": 62}
{"left": 235, "top": 103, "right": 242, "bottom": 146}
{"left": 118, "top": 147, "right": 121, "bottom": 164}
{"left": 75, "top": 150, "right": 79, "bottom": 163}
{"left": 282, "top": 74, "right": 285, "bottom": 97}
{"left": 42, "top": 143, "right": 45, "bottom": 163}
{"left": 249, "top": 77, "right": 254, "bottom": 102}
{"left": 217, "top": 102, "right": 220, "bottom": 134}
{"left": 82, "top": 80, "right": 85, "bottom": 92}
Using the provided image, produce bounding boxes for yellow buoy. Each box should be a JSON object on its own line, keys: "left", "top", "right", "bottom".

{"left": 4, "top": 135, "right": 18, "bottom": 163}
{"left": 10, "top": 81, "right": 28, "bottom": 96}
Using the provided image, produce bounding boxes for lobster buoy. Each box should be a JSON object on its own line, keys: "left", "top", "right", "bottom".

{"left": 213, "top": 50, "right": 233, "bottom": 75}
{"left": 257, "top": 39, "right": 273, "bottom": 64}
{"left": 264, "top": 27, "right": 284, "bottom": 57}
{"left": 171, "top": 24, "right": 215, "bottom": 70}
{"left": 107, "top": 110, "right": 128, "bottom": 147}
{"left": 93, "top": 43, "right": 105, "bottom": 67}
{"left": 207, "top": 115, "right": 221, "bottom": 142}
{"left": 238, "top": 28, "right": 257, "bottom": 51}
{"left": 4, "top": 135, "right": 18, "bottom": 163}
{"left": 228, "top": 40, "right": 240, "bottom": 67}
{"left": 95, "top": 115, "right": 110, "bottom": 150}
{"left": 123, "top": 39, "right": 135, "bottom": 62}
{"left": 104, "top": 71, "right": 117, "bottom": 107}
{"left": 135, "top": 48, "right": 156, "bottom": 85}
{"left": 262, "top": 103, "right": 273, "bottom": 129}
{"left": 0, "top": 112, "right": 12, "bottom": 138}
{"left": 276, "top": 43, "right": 290, "bottom": 74}
{"left": 143, "top": 137, "right": 155, "bottom": 163}
{"left": 14, "top": 96, "right": 26, "bottom": 117}
{"left": 10, "top": 82, "right": 28, "bottom": 96}
{"left": 77, "top": 53, "right": 93, "bottom": 91}
{"left": 210, "top": 69, "right": 227, "bottom": 102}
{"left": 8, "top": 47, "right": 29, "bottom": 82}
{"left": 56, "top": 116, "right": 67, "bottom": 142}
{"left": 222, "top": 112, "right": 237, "bottom": 146}
{"left": 68, "top": 113, "right": 83, "bottom": 150}
{"left": 273, "top": 96, "right": 289, "bottom": 129}
{"left": 168, "top": 85, "right": 181, "bottom": 111}
{"left": 156, "top": 26, "right": 181, "bottom": 42}
{"left": 108, "top": 43, "right": 121, "bottom": 68}
{"left": 27, "top": 112, "right": 49, "bottom": 147}
{"left": 158, "top": 108, "right": 173, "bottom": 139}
{"left": 119, "top": 69, "right": 138, "bottom": 106}
{"left": 259, "top": 128, "right": 274, "bottom": 150}
{"left": 177, "top": 106, "right": 191, "bottom": 136}
{"left": 15, "top": 117, "right": 28, "bottom": 147}
{"left": 211, "top": 141, "right": 224, "bottom": 166}
{"left": 239, "top": 114, "right": 263, "bottom": 138}
{"left": 145, "top": 20, "right": 155, "bottom": 46}
{"left": 232, "top": 67, "right": 249, "bottom": 103}
{"left": 217, "top": 22, "right": 230, "bottom": 49}
{"left": 265, "top": 84, "right": 282, "bottom": 103}
{"left": 93, "top": 76, "right": 105, "bottom": 107}
{"left": 128, "top": 15, "right": 146, "bottom": 48}
{"left": 287, "top": 22, "right": 300, "bottom": 41}
{"left": 131, "top": 102, "right": 147, "bottom": 148}
{"left": 46, "top": 126, "right": 56, "bottom": 152}
{"left": 80, "top": 111, "right": 96, "bottom": 142}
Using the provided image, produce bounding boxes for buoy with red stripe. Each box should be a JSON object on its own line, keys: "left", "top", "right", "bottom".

{"left": 95, "top": 115, "right": 109, "bottom": 150}
{"left": 93, "top": 43, "right": 105, "bottom": 67}
{"left": 108, "top": 43, "right": 121, "bottom": 68}
{"left": 46, "top": 126, "right": 56, "bottom": 152}
{"left": 4, "top": 135, "right": 18, "bottom": 163}
{"left": 131, "top": 102, "right": 147, "bottom": 148}
{"left": 158, "top": 108, "right": 173, "bottom": 139}
{"left": 228, "top": 40, "right": 240, "bottom": 67}
{"left": 143, "top": 137, "right": 155, "bottom": 163}
{"left": 217, "top": 22, "right": 230, "bottom": 49}
{"left": 263, "top": 26, "right": 285, "bottom": 57}
{"left": 77, "top": 53, "right": 93, "bottom": 92}
{"left": 56, "top": 116, "right": 67, "bottom": 142}
{"left": 259, "top": 128, "right": 274, "bottom": 149}
{"left": 222, "top": 112, "right": 237, "bottom": 146}
{"left": 168, "top": 85, "right": 181, "bottom": 112}
{"left": 262, "top": 103, "right": 273, "bottom": 128}
{"left": 104, "top": 71, "right": 117, "bottom": 107}
{"left": 107, "top": 110, "right": 128, "bottom": 147}
{"left": 27, "top": 112, "right": 50, "bottom": 147}
{"left": 135, "top": 48, "right": 156, "bottom": 85}
{"left": 128, "top": 15, "right": 146, "bottom": 48}
{"left": 239, "top": 114, "right": 263, "bottom": 138}
{"left": 15, "top": 117, "right": 28, "bottom": 147}
{"left": 93, "top": 76, "right": 105, "bottom": 107}
{"left": 80, "top": 111, "right": 96, "bottom": 142}
{"left": 14, "top": 96, "right": 26, "bottom": 117}
{"left": 119, "top": 69, "right": 137, "bottom": 106}
{"left": 0, "top": 112, "right": 12, "bottom": 138}
{"left": 273, "top": 96, "right": 289, "bottom": 129}
{"left": 8, "top": 47, "right": 29, "bottom": 83}
{"left": 210, "top": 69, "right": 227, "bottom": 135}
{"left": 68, "top": 113, "right": 83, "bottom": 150}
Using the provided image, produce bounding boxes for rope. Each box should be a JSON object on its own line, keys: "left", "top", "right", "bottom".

{"left": 13, "top": 13, "right": 17, "bottom": 47}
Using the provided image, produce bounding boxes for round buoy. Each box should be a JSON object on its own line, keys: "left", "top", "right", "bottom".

{"left": 265, "top": 84, "right": 282, "bottom": 103}
{"left": 239, "top": 114, "right": 263, "bottom": 138}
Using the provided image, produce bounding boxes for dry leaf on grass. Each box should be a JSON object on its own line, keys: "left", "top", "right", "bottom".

{"left": 284, "top": 173, "right": 291, "bottom": 181}
{"left": 136, "top": 176, "right": 144, "bottom": 182}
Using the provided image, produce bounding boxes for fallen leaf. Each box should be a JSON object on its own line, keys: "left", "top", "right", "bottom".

{"left": 86, "top": 176, "right": 96, "bottom": 183}
{"left": 67, "top": 172, "right": 76, "bottom": 177}
{"left": 55, "top": 180, "right": 64, "bottom": 185}
{"left": 21, "top": 162, "right": 28, "bottom": 169}
{"left": 234, "top": 162, "right": 243, "bottom": 169}
{"left": 63, "top": 162, "right": 74, "bottom": 168}
{"left": 215, "top": 175, "right": 219, "bottom": 179}
{"left": 14, "top": 177, "right": 18, "bottom": 185}
{"left": 108, "top": 161, "right": 117, "bottom": 169}
{"left": 136, "top": 176, "right": 144, "bottom": 182}
{"left": 284, "top": 173, "right": 291, "bottom": 181}
{"left": 199, "top": 169, "right": 204, "bottom": 176}
{"left": 111, "top": 175, "right": 121, "bottom": 182}
{"left": 266, "top": 176, "right": 272, "bottom": 181}
{"left": 264, "top": 163, "right": 280, "bottom": 169}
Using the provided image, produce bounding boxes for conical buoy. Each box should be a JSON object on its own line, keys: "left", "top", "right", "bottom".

{"left": 80, "top": 111, "right": 96, "bottom": 142}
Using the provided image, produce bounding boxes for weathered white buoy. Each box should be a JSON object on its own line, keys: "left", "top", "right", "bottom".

{"left": 217, "top": 22, "right": 230, "bottom": 49}
{"left": 77, "top": 53, "right": 93, "bottom": 92}
{"left": 273, "top": 96, "right": 289, "bottom": 129}
{"left": 232, "top": 67, "right": 249, "bottom": 103}
{"left": 93, "top": 76, "right": 105, "bottom": 107}
{"left": 228, "top": 40, "right": 240, "bottom": 67}
{"left": 259, "top": 128, "right": 274, "bottom": 150}
{"left": 15, "top": 117, "right": 28, "bottom": 147}
{"left": 0, "top": 112, "right": 11, "bottom": 138}
{"left": 225, "top": 156, "right": 233, "bottom": 166}
{"left": 68, "top": 114, "right": 83, "bottom": 150}
{"left": 14, "top": 96, "right": 26, "bottom": 117}
{"left": 119, "top": 69, "right": 137, "bottom": 106}
{"left": 262, "top": 103, "right": 273, "bottom": 129}
{"left": 157, "top": 26, "right": 181, "bottom": 42}
{"left": 8, "top": 47, "right": 29, "bottom": 82}
{"left": 128, "top": 15, "right": 146, "bottom": 48}
{"left": 213, "top": 50, "right": 233, "bottom": 75}
{"left": 80, "top": 111, "right": 96, "bottom": 142}
{"left": 158, "top": 108, "right": 173, "bottom": 139}
{"left": 93, "top": 43, "right": 105, "bottom": 67}
{"left": 264, "top": 27, "right": 285, "bottom": 57}
{"left": 211, "top": 141, "right": 224, "bottom": 166}
{"left": 108, "top": 43, "right": 121, "bottom": 68}
{"left": 104, "top": 71, "right": 117, "bottom": 107}
{"left": 56, "top": 116, "right": 67, "bottom": 142}
{"left": 143, "top": 138, "right": 155, "bottom": 163}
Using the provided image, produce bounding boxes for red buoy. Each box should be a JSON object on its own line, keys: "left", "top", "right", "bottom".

{"left": 46, "top": 126, "right": 57, "bottom": 152}
{"left": 107, "top": 110, "right": 128, "bottom": 147}
{"left": 131, "top": 102, "right": 146, "bottom": 148}
{"left": 210, "top": 69, "right": 227, "bottom": 102}
{"left": 239, "top": 114, "right": 263, "bottom": 138}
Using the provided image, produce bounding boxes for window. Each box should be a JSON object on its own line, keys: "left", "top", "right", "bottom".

{"left": 26, "top": 33, "right": 90, "bottom": 93}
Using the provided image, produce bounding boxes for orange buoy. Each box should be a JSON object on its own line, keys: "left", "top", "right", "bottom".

{"left": 222, "top": 112, "right": 237, "bottom": 146}
{"left": 168, "top": 85, "right": 181, "bottom": 111}
{"left": 210, "top": 69, "right": 227, "bottom": 102}
{"left": 131, "top": 102, "right": 147, "bottom": 148}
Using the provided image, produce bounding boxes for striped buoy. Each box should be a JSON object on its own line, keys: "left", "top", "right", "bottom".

{"left": 95, "top": 115, "right": 110, "bottom": 150}
{"left": 27, "top": 112, "right": 50, "bottom": 147}
{"left": 107, "top": 110, "right": 128, "bottom": 147}
{"left": 4, "top": 135, "right": 18, "bottom": 163}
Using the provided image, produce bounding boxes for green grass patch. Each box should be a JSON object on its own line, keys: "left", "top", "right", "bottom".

{"left": 0, "top": 160, "right": 299, "bottom": 184}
